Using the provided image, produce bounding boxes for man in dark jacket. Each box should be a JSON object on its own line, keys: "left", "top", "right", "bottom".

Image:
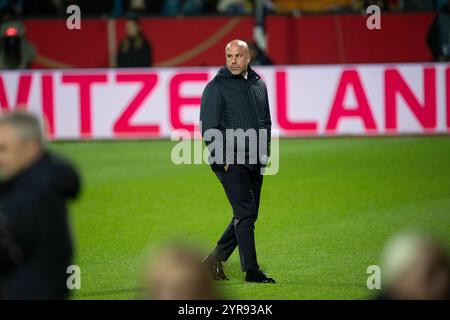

{"left": 0, "top": 111, "right": 81, "bottom": 299}
{"left": 200, "top": 39, "right": 275, "bottom": 284}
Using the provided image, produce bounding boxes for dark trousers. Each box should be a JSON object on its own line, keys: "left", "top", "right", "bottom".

{"left": 212, "top": 164, "right": 263, "bottom": 272}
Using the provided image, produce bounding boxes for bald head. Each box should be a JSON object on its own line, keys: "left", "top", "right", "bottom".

{"left": 225, "top": 40, "right": 249, "bottom": 53}
{"left": 225, "top": 39, "right": 250, "bottom": 76}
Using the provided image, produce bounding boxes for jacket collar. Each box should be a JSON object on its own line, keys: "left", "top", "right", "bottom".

{"left": 0, "top": 151, "right": 49, "bottom": 190}
{"left": 218, "top": 65, "right": 260, "bottom": 81}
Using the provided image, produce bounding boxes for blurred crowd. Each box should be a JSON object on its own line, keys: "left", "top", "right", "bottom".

{"left": 0, "top": 0, "right": 445, "bottom": 18}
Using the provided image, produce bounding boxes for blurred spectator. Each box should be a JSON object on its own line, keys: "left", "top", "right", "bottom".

{"left": 0, "top": 19, "right": 36, "bottom": 69}
{"left": 143, "top": 244, "right": 219, "bottom": 300}
{"left": 249, "top": 41, "right": 273, "bottom": 65}
{"left": 364, "top": 0, "right": 388, "bottom": 9}
{"left": 0, "top": 111, "right": 81, "bottom": 299}
{"left": 78, "top": 0, "right": 114, "bottom": 17}
{"left": 427, "top": 1, "right": 450, "bottom": 61}
{"left": 273, "top": 0, "right": 352, "bottom": 14}
{"left": 117, "top": 16, "right": 153, "bottom": 67}
{"left": 23, "top": 0, "right": 114, "bottom": 17}
{"left": 0, "top": 0, "right": 440, "bottom": 18}
{"left": 21, "top": 0, "right": 60, "bottom": 16}
{"left": 351, "top": 0, "right": 407, "bottom": 12}
{"left": 217, "top": 0, "right": 252, "bottom": 14}
{"left": 129, "top": 0, "right": 163, "bottom": 15}
{"left": 435, "top": 0, "right": 449, "bottom": 10}
{"left": 403, "top": 0, "right": 434, "bottom": 12}
{"left": 111, "top": 0, "right": 124, "bottom": 17}
{"left": 203, "top": 0, "right": 219, "bottom": 14}
{"left": 377, "top": 231, "right": 450, "bottom": 300}
{"left": 0, "top": 1, "right": 23, "bottom": 18}
{"left": 128, "top": 0, "right": 148, "bottom": 15}
{"left": 162, "top": 0, "right": 204, "bottom": 16}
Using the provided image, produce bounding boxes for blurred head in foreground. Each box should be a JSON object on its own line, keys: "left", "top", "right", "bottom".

{"left": 143, "top": 244, "right": 218, "bottom": 300}
{"left": 381, "top": 231, "right": 450, "bottom": 300}
{"left": 0, "top": 111, "right": 44, "bottom": 180}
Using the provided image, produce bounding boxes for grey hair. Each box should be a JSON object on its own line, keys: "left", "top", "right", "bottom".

{"left": 0, "top": 111, "right": 45, "bottom": 147}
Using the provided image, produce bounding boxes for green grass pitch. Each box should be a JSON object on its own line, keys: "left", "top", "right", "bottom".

{"left": 49, "top": 136, "right": 450, "bottom": 300}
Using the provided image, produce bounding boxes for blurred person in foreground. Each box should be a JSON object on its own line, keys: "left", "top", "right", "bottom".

{"left": 117, "top": 15, "right": 153, "bottom": 68}
{"left": 143, "top": 244, "right": 218, "bottom": 300}
{"left": 377, "top": 231, "right": 450, "bottom": 300}
{"left": 0, "top": 111, "right": 81, "bottom": 299}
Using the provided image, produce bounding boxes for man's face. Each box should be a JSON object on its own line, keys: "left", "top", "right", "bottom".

{"left": 0, "top": 124, "right": 38, "bottom": 179}
{"left": 225, "top": 43, "right": 250, "bottom": 76}
{"left": 125, "top": 20, "right": 139, "bottom": 38}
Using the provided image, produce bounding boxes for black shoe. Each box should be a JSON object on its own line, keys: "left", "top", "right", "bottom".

{"left": 245, "top": 269, "right": 276, "bottom": 283}
{"left": 202, "top": 254, "right": 229, "bottom": 281}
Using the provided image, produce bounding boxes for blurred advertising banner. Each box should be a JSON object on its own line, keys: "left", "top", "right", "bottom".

{"left": 0, "top": 63, "right": 449, "bottom": 140}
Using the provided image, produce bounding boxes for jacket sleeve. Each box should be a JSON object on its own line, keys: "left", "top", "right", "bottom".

{"left": 264, "top": 85, "right": 272, "bottom": 159}
{"left": 200, "top": 82, "right": 225, "bottom": 170}
{"left": 50, "top": 156, "right": 81, "bottom": 200}
{"left": 200, "top": 82, "right": 222, "bottom": 136}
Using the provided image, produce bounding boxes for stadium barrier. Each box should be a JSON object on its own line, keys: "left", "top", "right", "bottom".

{"left": 0, "top": 63, "right": 449, "bottom": 139}
{"left": 23, "top": 13, "right": 434, "bottom": 68}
